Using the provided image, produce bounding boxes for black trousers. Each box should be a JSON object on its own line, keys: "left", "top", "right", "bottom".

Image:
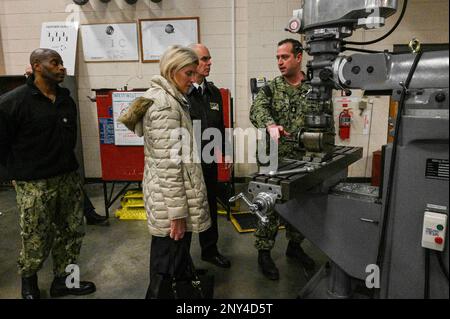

{"left": 199, "top": 164, "right": 219, "bottom": 258}
{"left": 146, "top": 233, "right": 193, "bottom": 298}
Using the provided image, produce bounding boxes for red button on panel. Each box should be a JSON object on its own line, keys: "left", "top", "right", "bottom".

{"left": 434, "top": 237, "right": 443, "bottom": 245}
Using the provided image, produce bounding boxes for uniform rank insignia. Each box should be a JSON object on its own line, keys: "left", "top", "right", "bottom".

{"left": 210, "top": 102, "right": 219, "bottom": 111}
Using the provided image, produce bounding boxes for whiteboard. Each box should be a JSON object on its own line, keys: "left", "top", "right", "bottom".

{"left": 139, "top": 17, "right": 199, "bottom": 62}
{"left": 81, "top": 23, "right": 139, "bottom": 62}
{"left": 40, "top": 22, "right": 79, "bottom": 76}
{"left": 112, "top": 91, "right": 145, "bottom": 146}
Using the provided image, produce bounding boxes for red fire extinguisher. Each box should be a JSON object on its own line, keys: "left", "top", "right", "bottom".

{"left": 339, "top": 108, "right": 352, "bottom": 140}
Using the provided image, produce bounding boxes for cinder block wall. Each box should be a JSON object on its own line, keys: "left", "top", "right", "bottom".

{"left": 0, "top": 0, "right": 448, "bottom": 178}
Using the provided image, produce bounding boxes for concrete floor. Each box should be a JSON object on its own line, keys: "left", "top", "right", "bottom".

{"left": 0, "top": 183, "right": 327, "bottom": 299}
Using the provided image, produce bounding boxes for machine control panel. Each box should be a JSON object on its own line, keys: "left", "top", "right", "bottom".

{"left": 421, "top": 210, "right": 447, "bottom": 251}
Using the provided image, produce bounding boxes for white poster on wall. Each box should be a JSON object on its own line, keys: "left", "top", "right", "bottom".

{"left": 80, "top": 23, "right": 139, "bottom": 62}
{"left": 112, "top": 91, "right": 145, "bottom": 146}
{"left": 40, "top": 22, "right": 79, "bottom": 76}
{"left": 139, "top": 17, "right": 199, "bottom": 62}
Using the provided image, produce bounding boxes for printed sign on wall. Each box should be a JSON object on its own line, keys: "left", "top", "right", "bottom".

{"left": 40, "top": 22, "right": 79, "bottom": 76}
{"left": 80, "top": 23, "right": 139, "bottom": 62}
{"left": 139, "top": 17, "right": 199, "bottom": 62}
{"left": 112, "top": 91, "right": 145, "bottom": 146}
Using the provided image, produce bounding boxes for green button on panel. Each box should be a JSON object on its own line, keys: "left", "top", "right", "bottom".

{"left": 437, "top": 224, "right": 444, "bottom": 231}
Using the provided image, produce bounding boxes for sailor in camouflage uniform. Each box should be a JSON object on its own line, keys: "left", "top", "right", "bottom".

{"left": 0, "top": 49, "right": 95, "bottom": 299}
{"left": 249, "top": 39, "right": 332, "bottom": 280}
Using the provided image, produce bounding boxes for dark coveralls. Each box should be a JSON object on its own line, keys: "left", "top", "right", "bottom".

{"left": 187, "top": 81, "right": 226, "bottom": 258}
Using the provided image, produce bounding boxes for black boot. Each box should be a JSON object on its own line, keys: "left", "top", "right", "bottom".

{"left": 258, "top": 250, "right": 279, "bottom": 280}
{"left": 145, "top": 274, "right": 166, "bottom": 299}
{"left": 286, "top": 241, "right": 316, "bottom": 271}
{"left": 50, "top": 276, "right": 96, "bottom": 298}
{"left": 202, "top": 252, "right": 231, "bottom": 268}
{"left": 84, "top": 208, "right": 109, "bottom": 226}
{"left": 21, "top": 274, "right": 40, "bottom": 299}
{"left": 83, "top": 191, "right": 109, "bottom": 226}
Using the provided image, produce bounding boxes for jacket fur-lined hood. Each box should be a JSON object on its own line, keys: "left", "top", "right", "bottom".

{"left": 118, "top": 96, "right": 153, "bottom": 136}
{"left": 118, "top": 75, "right": 187, "bottom": 136}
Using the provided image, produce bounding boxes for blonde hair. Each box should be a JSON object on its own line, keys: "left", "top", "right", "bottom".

{"left": 160, "top": 45, "right": 199, "bottom": 84}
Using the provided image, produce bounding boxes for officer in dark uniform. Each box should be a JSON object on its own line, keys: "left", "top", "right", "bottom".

{"left": 187, "top": 44, "right": 231, "bottom": 268}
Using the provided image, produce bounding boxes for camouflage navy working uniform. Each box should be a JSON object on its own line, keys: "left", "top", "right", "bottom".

{"left": 249, "top": 75, "right": 333, "bottom": 251}
{"left": 0, "top": 75, "right": 85, "bottom": 278}
{"left": 14, "top": 173, "right": 84, "bottom": 277}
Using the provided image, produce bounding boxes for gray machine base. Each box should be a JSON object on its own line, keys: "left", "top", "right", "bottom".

{"left": 298, "top": 262, "right": 372, "bottom": 299}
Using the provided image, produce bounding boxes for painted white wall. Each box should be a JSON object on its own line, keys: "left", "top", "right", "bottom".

{"left": 0, "top": 0, "right": 448, "bottom": 178}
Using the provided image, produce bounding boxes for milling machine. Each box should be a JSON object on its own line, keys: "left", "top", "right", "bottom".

{"left": 232, "top": 0, "right": 449, "bottom": 299}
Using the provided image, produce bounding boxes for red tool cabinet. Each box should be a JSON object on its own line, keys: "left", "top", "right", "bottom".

{"left": 94, "top": 89, "right": 145, "bottom": 182}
